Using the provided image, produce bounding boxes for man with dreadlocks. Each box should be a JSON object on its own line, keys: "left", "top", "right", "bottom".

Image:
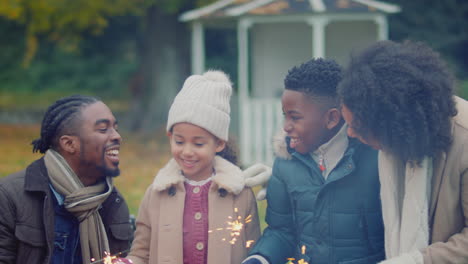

{"left": 0, "top": 95, "right": 133, "bottom": 264}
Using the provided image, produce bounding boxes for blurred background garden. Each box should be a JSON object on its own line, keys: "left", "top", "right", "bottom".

{"left": 1, "top": 0, "right": 468, "bottom": 224}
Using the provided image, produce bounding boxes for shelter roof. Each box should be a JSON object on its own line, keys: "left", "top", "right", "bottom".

{"left": 180, "top": 0, "right": 401, "bottom": 22}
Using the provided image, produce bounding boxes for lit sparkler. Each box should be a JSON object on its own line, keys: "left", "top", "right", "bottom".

{"left": 286, "top": 245, "right": 309, "bottom": 264}
{"left": 208, "top": 207, "right": 255, "bottom": 247}
{"left": 89, "top": 250, "right": 132, "bottom": 264}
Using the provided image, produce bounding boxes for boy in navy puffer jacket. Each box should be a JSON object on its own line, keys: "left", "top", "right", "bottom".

{"left": 243, "top": 58, "right": 385, "bottom": 264}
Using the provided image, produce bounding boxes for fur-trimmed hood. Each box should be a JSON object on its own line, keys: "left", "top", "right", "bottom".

{"left": 273, "top": 130, "right": 292, "bottom": 160}
{"left": 151, "top": 156, "right": 245, "bottom": 195}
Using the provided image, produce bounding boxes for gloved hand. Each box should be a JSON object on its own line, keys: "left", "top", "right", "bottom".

{"left": 243, "top": 163, "right": 272, "bottom": 200}
{"left": 111, "top": 258, "right": 133, "bottom": 264}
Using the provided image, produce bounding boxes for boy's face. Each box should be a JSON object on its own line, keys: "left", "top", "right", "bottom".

{"left": 282, "top": 90, "right": 333, "bottom": 154}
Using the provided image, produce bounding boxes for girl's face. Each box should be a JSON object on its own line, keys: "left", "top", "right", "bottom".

{"left": 168, "top": 123, "right": 226, "bottom": 181}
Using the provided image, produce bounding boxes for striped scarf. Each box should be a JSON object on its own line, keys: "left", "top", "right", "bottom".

{"left": 44, "top": 149, "right": 113, "bottom": 264}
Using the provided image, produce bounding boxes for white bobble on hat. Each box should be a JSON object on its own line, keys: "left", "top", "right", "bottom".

{"left": 203, "top": 70, "right": 232, "bottom": 83}
{"left": 166, "top": 70, "right": 232, "bottom": 141}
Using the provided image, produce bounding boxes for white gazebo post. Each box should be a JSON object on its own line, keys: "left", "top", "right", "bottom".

{"left": 238, "top": 17, "right": 253, "bottom": 165}
{"left": 308, "top": 16, "right": 330, "bottom": 58}
{"left": 375, "top": 14, "right": 388, "bottom": 40}
{"left": 191, "top": 21, "right": 205, "bottom": 74}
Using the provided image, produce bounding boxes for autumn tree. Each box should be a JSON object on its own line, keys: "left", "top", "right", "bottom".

{"left": 0, "top": 0, "right": 215, "bottom": 131}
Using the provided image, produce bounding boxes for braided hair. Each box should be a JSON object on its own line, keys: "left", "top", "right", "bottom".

{"left": 32, "top": 95, "right": 99, "bottom": 154}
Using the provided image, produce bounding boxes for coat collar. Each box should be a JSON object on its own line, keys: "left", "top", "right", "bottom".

{"left": 429, "top": 96, "right": 467, "bottom": 220}
{"left": 23, "top": 157, "right": 120, "bottom": 196}
{"left": 311, "top": 125, "right": 349, "bottom": 178}
{"left": 273, "top": 125, "right": 351, "bottom": 162}
{"left": 24, "top": 158, "right": 50, "bottom": 192}
{"left": 151, "top": 156, "right": 245, "bottom": 195}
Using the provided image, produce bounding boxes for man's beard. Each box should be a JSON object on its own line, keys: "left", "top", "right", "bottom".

{"left": 80, "top": 158, "right": 121, "bottom": 178}
{"left": 99, "top": 165, "right": 120, "bottom": 177}
{"left": 79, "top": 145, "right": 121, "bottom": 178}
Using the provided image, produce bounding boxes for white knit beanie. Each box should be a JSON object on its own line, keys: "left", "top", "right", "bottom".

{"left": 166, "top": 70, "right": 232, "bottom": 141}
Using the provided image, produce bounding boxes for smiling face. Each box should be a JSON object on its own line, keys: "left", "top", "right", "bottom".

{"left": 168, "top": 123, "right": 226, "bottom": 181}
{"left": 282, "top": 90, "right": 339, "bottom": 154}
{"left": 341, "top": 104, "right": 381, "bottom": 150}
{"left": 74, "top": 101, "right": 122, "bottom": 185}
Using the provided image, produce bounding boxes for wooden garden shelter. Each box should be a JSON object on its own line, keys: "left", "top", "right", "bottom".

{"left": 180, "top": 0, "right": 400, "bottom": 166}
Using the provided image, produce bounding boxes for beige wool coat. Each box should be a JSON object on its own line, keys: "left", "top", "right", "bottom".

{"left": 421, "top": 96, "right": 468, "bottom": 263}
{"left": 128, "top": 156, "right": 261, "bottom": 264}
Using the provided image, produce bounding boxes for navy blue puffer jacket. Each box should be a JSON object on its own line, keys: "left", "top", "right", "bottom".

{"left": 249, "top": 138, "right": 384, "bottom": 264}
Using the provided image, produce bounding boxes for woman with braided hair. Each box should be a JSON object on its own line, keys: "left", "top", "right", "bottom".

{"left": 0, "top": 95, "right": 133, "bottom": 264}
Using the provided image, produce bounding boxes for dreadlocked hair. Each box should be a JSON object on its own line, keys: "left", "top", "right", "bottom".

{"left": 284, "top": 58, "right": 343, "bottom": 107}
{"left": 32, "top": 95, "right": 100, "bottom": 154}
{"left": 338, "top": 40, "right": 457, "bottom": 164}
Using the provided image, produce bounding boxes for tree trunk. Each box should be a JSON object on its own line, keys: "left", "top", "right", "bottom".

{"left": 125, "top": 5, "right": 191, "bottom": 132}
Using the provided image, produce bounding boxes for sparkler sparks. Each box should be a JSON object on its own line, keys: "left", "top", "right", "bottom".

{"left": 226, "top": 215, "right": 244, "bottom": 244}
{"left": 208, "top": 207, "right": 255, "bottom": 247}
{"left": 89, "top": 250, "right": 132, "bottom": 264}
{"left": 246, "top": 240, "right": 255, "bottom": 248}
{"left": 286, "top": 245, "right": 309, "bottom": 264}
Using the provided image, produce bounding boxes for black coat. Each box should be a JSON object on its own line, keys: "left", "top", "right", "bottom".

{"left": 0, "top": 158, "right": 133, "bottom": 264}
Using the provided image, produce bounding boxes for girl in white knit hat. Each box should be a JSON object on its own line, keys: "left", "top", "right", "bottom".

{"left": 127, "top": 70, "right": 261, "bottom": 264}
